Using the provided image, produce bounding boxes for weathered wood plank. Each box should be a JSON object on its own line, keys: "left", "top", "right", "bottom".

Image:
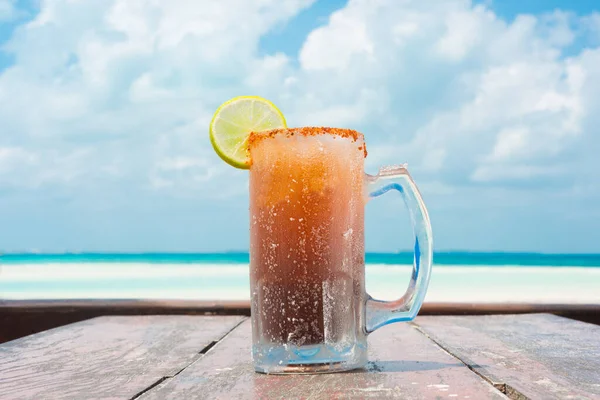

{"left": 415, "top": 314, "right": 600, "bottom": 400}
{"left": 141, "top": 319, "right": 506, "bottom": 399}
{"left": 0, "top": 315, "right": 245, "bottom": 400}
{"left": 4, "top": 300, "right": 600, "bottom": 344}
{"left": 0, "top": 300, "right": 252, "bottom": 344}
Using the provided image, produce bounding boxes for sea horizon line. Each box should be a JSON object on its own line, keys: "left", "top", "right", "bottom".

{"left": 2, "top": 251, "right": 600, "bottom": 267}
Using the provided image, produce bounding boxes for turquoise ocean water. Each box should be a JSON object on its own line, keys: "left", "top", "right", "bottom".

{"left": 3, "top": 252, "right": 600, "bottom": 266}
{"left": 1, "top": 253, "right": 599, "bottom": 303}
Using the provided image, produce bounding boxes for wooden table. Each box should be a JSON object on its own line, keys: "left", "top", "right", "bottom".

{"left": 1, "top": 313, "right": 598, "bottom": 399}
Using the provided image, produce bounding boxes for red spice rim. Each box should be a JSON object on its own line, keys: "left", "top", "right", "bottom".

{"left": 248, "top": 127, "right": 367, "bottom": 158}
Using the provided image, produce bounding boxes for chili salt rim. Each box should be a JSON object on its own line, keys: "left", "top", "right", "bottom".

{"left": 248, "top": 127, "right": 367, "bottom": 158}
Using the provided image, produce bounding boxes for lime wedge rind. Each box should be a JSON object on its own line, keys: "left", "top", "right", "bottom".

{"left": 209, "top": 96, "right": 287, "bottom": 169}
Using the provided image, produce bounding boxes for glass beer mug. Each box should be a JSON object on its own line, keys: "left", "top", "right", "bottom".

{"left": 248, "top": 127, "right": 433, "bottom": 374}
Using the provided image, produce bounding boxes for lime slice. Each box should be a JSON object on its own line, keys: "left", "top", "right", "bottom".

{"left": 209, "top": 96, "right": 287, "bottom": 169}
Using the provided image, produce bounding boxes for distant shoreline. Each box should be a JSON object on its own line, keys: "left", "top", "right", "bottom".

{"left": 2, "top": 252, "right": 600, "bottom": 267}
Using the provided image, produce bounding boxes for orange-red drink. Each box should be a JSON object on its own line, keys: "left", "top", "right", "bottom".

{"left": 249, "top": 128, "right": 367, "bottom": 373}
{"left": 209, "top": 97, "right": 432, "bottom": 376}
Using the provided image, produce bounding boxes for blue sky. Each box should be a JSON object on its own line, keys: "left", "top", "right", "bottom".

{"left": 0, "top": 0, "right": 599, "bottom": 253}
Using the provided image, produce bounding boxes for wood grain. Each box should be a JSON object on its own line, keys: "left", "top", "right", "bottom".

{"left": 415, "top": 313, "right": 600, "bottom": 400}
{"left": 4, "top": 299, "right": 599, "bottom": 315}
{"left": 141, "top": 319, "right": 506, "bottom": 400}
{"left": 2, "top": 300, "right": 598, "bottom": 344}
{"left": 0, "top": 315, "right": 245, "bottom": 400}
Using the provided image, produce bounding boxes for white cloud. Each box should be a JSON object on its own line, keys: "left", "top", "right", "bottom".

{"left": 276, "top": 0, "right": 599, "bottom": 187}
{"left": 0, "top": 146, "right": 96, "bottom": 187}
{"left": 585, "top": 13, "right": 600, "bottom": 44}
{"left": 435, "top": 7, "right": 489, "bottom": 62}
{"left": 2, "top": 0, "right": 598, "bottom": 192}
{"left": 0, "top": 0, "right": 315, "bottom": 194}
{"left": 487, "top": 126, "right": 530, "bottom": 162}
{"left": 300, "top": 8, "right": 374, "bottom": 70}
{"left": 0, "top": 147, "right": 36, "bottom": 174}
{"left": 0, "top": 0, "right": 599, "bottom": 252}
{"left": 0, "top": 0, "right": 17, "bottom": 21}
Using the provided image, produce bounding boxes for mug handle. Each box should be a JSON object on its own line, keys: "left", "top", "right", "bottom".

{"left": 364, "top": 164, "right": 433, "bottom": 333}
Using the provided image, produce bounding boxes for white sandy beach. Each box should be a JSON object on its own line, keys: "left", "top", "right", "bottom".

{"left": 1, "top": 263, "right": 599, "bottom": 304}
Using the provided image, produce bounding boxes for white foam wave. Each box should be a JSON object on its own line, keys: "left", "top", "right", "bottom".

{"left": 2, "top": 263, "right": 599, "bottom": 282}
{"left": 0, "top": 263, "right": 249, "bottom": 281}
{"left": 1, "top": 263, "right": 599, "bottom": 304}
